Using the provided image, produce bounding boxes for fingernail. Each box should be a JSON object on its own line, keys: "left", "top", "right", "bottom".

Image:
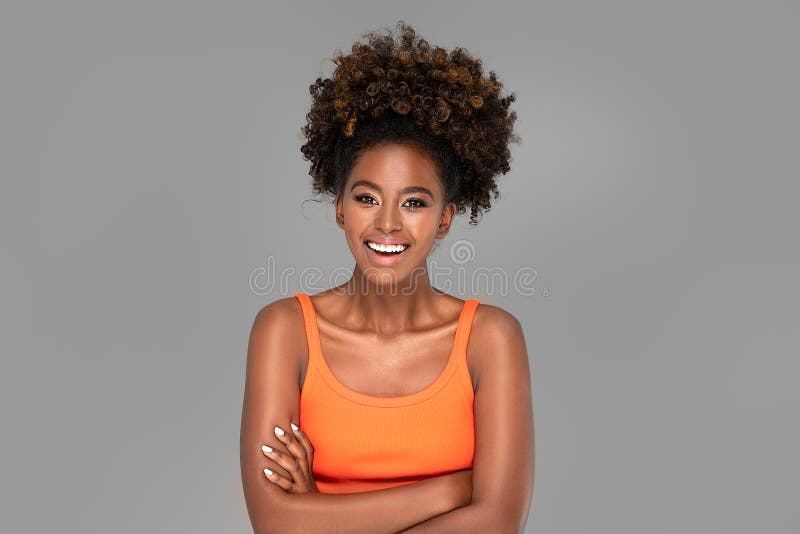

{"left": 262, "top": 445, "right": 273, "bottom": 454}
{"left": 274, "top": 426, "right": 285, "bottom": 436}
{"left": 291, "top": 423, "right": 299, "bottom": 432}
{"left": 264, "top": 467, "right": 273, "bottom": 477}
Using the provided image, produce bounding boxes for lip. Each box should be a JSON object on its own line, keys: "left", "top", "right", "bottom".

{"left": 363, "top": 237, "right": 410, "bottom": 246}
{"left": 363, "top": 240, "right": 410, "bottom": 267}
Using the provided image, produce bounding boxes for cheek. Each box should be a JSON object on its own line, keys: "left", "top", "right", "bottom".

{"left": 408, "top": 214, "right": 442, "bottom": 236}
{"left": 341, "top": 208, "right": 367, "bottom": 233}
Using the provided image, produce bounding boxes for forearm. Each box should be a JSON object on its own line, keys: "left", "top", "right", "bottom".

{"left": 251, "top": 476, "right": 460, "bottom": 534}
{"left": 396, "top": 503, "right": 521, "bottom": 534}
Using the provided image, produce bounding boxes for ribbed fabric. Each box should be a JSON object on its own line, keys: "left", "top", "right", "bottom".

{"left": 294, "top": 293, "right": 478, "bottom": 494}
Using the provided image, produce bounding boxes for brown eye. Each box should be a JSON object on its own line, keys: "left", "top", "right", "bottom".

{"left": 354, "top": 194, "right": 378, "bottom": 205}
{"left": 404, "top": 198, "right": 428, "bottom": 209}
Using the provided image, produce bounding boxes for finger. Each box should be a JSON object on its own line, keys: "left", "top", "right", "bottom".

{"left": 262, "top": 444, "right": 300, "bottom": 480}
{"left": 273, "top": 425, "right": 308, "bottom": 465}
{"left": 263, "top": 467, "right": 292, "bottom": 492}
{"left": 290, "top": 423, "right": 315, "bottom": 471}
{"left": 258, "top": 441, "right": 293, "bottom": 482}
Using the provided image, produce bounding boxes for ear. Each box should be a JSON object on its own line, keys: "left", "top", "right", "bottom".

{"left": 435, "top": 202, "right": 457, "bottom": 239}
{"left": 334, "top": 193, "right": 345, "bottom": 229}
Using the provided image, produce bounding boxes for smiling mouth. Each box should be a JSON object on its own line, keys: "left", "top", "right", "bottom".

{"left": 363, "top": 240, "right": 410, "bottom": 256}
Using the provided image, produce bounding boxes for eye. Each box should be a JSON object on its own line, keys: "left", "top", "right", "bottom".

{"left": 354, "top": 194, "right": 378, "bottom": 206}
{"left": 404, "top": 198, "right": 428, "bottom": 209}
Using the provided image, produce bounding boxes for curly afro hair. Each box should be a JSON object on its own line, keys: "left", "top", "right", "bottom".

{"left": 300, "top": 20, "right": 520, "bottom": 225}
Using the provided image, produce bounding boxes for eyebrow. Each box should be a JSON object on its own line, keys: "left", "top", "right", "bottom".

{"left": 349, "top": 179, "right": 435, "bottom": 198}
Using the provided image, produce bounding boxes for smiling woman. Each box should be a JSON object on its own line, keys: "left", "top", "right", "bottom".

{"left": 240, "top": 20, "right": 534, "bottom": 534}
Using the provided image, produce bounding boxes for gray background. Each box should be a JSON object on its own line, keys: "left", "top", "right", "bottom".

{"left": 2, "top": 1, "right": 798, "bottom": 532}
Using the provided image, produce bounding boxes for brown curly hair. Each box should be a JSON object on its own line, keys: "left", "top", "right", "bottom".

{"left": 300, "top": 21, "right": 520, "bottom": 225}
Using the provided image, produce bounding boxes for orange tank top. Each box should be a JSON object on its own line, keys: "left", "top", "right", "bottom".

{"left": 294, "top": 293, "right": 478, "bottom": 494}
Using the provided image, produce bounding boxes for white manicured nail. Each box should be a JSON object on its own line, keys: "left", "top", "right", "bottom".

{"left": 262, "top": 445, "right": 273, "bottom": 454}
{"left": 264, "top": 468, "right": 273, "bottom": 477}
{"left": 291, "top": 423, "right": 299, "bottom": 432}
{"left": 274, "top": 426, "right": 285, "bottom": 436}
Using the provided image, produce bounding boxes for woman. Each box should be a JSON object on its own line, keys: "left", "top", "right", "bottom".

{"left": 240, "top": 21, "right": 534, "bottom": 533}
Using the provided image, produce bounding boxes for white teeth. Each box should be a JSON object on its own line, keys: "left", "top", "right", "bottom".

{"left": 367, "top": 241, "right": 408, "bottom": 253}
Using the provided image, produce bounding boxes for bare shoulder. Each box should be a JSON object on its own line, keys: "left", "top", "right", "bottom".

{"left": 251, "top": 296, "right": 305, "bottom": 335}
{"left": 468, "top": 302, "right": 530, "bottom": 387}
{"left": 472, "top": 302, "right": 527, "bottom": 349}
{"left": 252, "top": 295, "right": 302, "bottom": 327}
{"left": 473, "top": 302, "right": 524, "bottom": 332}
{"left": 248, "top": 296, "right": 307, "bottom": 373}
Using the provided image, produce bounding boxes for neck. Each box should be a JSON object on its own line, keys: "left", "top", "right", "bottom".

{"left": 340, "top": 265, "right": 441, "bottom": 336}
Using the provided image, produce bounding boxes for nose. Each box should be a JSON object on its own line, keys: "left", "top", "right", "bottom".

{"left": 374, "top": 202, "right": 402, "bottom": 234}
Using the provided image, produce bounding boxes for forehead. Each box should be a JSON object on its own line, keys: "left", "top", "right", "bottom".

{"left": 347, "top": 142, "right": 442, "bottom": 193}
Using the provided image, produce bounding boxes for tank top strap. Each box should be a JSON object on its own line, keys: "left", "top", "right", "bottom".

{"left": 293, "top": 293, "right": 321, "bottom": 375}
{"left": 454, "top": 299, "right": 480, "bottom": 351}
{"left": 453, "top": 298, "right": 480, "bottom": 401}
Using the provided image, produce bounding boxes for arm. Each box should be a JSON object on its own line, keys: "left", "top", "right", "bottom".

{"left": 240, "top": 298, "right": 471, "bottom": 534}
{"left": 396, "top": 305, "right": 536, "bottom": 533}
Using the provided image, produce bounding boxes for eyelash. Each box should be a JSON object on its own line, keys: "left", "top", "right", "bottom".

{"left": 353, "top": 194, "right": 428, "bottom": 209}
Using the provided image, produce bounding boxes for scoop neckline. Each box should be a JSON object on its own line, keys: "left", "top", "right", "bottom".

{"left": 300, "top": 293, "right": 474, "bottom": 407}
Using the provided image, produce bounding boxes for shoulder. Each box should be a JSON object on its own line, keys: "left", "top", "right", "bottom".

{"left": 473, "top": 301, "right": 524, "bottom": 335}
{"left": 251, "top": 295, "right": 304, "bottom": 334}
{"left": 472, "top": 302, "right": 527, "bottom": 349}
{"left": 248, "top": 296, "right": 307, "bottom": 369}
{"left": 468, "top": 302, "right": 530, "bottom": 387}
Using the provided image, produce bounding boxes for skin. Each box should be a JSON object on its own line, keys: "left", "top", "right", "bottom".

{"left": 250, "top": 140, "right": 535, "bottom": 531}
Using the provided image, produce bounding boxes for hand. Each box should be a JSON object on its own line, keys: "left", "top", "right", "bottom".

{"left": 261, "top": 422, "right": 319, "bottom": 494}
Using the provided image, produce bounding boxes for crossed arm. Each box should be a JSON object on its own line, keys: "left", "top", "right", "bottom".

{"left": 241, "top": 464, "right": 470, "bottom": 533}
{"left": 240, "top": 298, "right": 534, "bottom": 533}
{"left": 391, "top": 305, "right": 535, "bottom": 533}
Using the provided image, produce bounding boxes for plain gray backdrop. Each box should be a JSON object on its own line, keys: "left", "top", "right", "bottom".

{"left": 2, "top": 1, "right": 798, "bottom": 532}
